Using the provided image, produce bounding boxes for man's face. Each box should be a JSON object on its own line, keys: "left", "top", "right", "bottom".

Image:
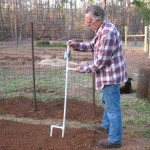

{"left": 85, "top": 13, "right": 102, "bottom": 30}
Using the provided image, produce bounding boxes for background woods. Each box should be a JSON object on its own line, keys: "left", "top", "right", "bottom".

{"left": 0, "top": 0, "right": 149, "bottom": 41}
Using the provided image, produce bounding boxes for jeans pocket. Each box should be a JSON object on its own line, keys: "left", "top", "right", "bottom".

{"left": 103, "top": 85, "right": 121, "bottom": 113}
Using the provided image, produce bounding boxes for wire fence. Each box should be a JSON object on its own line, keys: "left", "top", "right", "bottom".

{"left": 0, "top": 24, "right": 149, "bottom": 104}
{"left": 0, "top": 22, "right": 95, "bottom": 111}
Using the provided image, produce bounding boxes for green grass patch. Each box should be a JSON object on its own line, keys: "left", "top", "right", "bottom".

{"left": 138, "top": 130, "right": 150, "bottom": 138}
{"left": 136, "top": 116, "right": 149, "bottom": 124}
{"left": 123, "top": 120, "right": 135, "bottom": 125}
{"left": 0, "top": 68, "right": 93, "bottom": 101}
{"left": 50, "top": 42, "right": 67, "bottom": 47}
{"left": 1, "top": 76, "right": 32, "bottom": 93}
{"left": 35, "top": 42, "right": 67, "bottom": 48}
{"left": 35, "top": 42, "right": 50, "bottom": 47}
{"left": 122, "top": 96, "right": 150, "bottom": 138}
{"left": 133, "top": 100, "right": 150, "bottom": 113}
{"left": 0, "top": 67, "right": 11, "bottom": 73}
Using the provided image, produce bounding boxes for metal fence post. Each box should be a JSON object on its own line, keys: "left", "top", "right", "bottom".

{"left": 31, "top": 22, "right": 37, "bottom": 111}
{"left": 125, "top": 26, "right": 127, "bottom": 50}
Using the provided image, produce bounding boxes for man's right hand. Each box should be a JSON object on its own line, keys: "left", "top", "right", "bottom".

{"left": 67, "top": 40, "right": 77, "bottom": 48}
{"left": 75, "top": 66, "right": 80, "bottom": 73}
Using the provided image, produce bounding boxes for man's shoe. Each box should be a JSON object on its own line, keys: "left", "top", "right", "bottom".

{"left": 97, "top": 139, "right": 122, "bottom": 149}
{"left": 94, "top": 123, "right": 109, "bottom": 133}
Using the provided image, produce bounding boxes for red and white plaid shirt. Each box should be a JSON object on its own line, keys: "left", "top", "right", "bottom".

{"left": 74, "top": 20, "right": 128, "bottom": 89}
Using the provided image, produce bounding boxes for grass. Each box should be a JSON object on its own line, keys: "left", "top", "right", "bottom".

{"left": 35, "top": 42, "right": 67, "bottom": 48}
{"left": 0, "top": 67, "right": 93, "bottom": 102}
{"left": 133, "top": 100, "right": 150, "bottom": 113}
{"left": 123, "top": 120, "right": 135, "bottom": 125}
{"left": 0, "top": 69, "right": 65, "bottom": 101}
{"left": 121, "top": 94, "right": 150, "bottom": 138}
{"left": 0, "top": 67, "right": 11, "bottom": 73}
{"left": 138, "top": 130, "right": 150, "bottom": 138}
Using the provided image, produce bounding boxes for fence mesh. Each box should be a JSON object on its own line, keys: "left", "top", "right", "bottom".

{"left": 0, "top": 23, "right": 94, "bottom": 105}
{"left": 0, "top": 0, "right": 149, "bottom": 112}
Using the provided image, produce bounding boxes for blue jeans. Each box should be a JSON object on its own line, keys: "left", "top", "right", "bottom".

{"left": 101, "top": 84, "right": 122, "bottom": 144}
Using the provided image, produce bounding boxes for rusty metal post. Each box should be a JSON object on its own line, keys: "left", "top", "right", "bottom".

{"left": 31, "top": 22, "right": 37, "bottom": 111}
{"left": 92, "top": 52, "right": 96, "bottom": 116}
{"left": 92, "top": 72, "right": 96, "bottom": 116}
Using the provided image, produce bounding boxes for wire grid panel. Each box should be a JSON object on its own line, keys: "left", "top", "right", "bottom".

{"left": 0, "top": 40, "right": 33, "bottom": 99}
{"left": 33, "top": 45, "right": 94, "bottom": 102}
{"left": 0, "top": 0, "right": 95, "bottom": 104}
{"left": 0, "top": 42, "right": 94, "bottom": 101}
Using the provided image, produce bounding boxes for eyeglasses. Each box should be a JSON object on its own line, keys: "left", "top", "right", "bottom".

{"left": 85, "top": 18, "right": 100, "bottom": 26}
{"left": 85, "top": 19, "right": 95, "bottom": 25}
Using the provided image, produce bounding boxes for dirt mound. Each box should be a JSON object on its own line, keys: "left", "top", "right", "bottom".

{"left": 0, "top": 97, "right": 103, "bottom": 122}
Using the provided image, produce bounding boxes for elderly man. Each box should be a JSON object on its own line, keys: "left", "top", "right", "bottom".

{"left": 67, "top": 5, "right": 128, "bottom": 148}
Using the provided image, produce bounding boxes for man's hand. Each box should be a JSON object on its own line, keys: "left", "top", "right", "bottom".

{"left": 67, "top": 40, "right": 77, "bottom": 49}
{"left": 75, "top": 66, "right": 80, "bottom": 73}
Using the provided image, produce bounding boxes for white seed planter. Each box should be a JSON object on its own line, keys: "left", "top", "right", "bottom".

{"left": 50, "top": 45, "right": 75, "bottom": 138}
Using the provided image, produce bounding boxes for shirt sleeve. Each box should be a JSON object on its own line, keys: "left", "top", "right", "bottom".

{"left": 73, "top": 36, "right": 98, "bottom": 52}
{"left": 79, "top": 35, "right": 116, "bottom": 73}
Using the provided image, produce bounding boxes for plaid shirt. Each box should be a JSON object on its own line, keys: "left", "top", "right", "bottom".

{"left": 74, "top": 20, "right": 128, "bottom": 89}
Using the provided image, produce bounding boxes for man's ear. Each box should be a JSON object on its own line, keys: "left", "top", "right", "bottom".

{"left": 94, "top": 18, "right": 100, "bottom": 22}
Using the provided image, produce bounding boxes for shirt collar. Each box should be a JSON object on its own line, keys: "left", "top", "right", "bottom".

{"left": 95, "top": 19, "right": 107, "bottom": 35}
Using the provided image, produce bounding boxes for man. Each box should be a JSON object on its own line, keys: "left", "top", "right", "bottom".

{"left": 67, "top": 5, "right": 128, "bottom": 149}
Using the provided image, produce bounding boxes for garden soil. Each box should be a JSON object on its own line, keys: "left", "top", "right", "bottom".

{"left": 0, "top": 50, "right": 150, "bottom": 150}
